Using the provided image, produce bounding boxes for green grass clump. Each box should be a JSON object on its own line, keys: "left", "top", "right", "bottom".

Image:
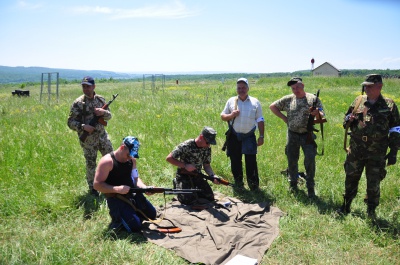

{"left": 1, "top": 76, "right": 399, "bottom": 264}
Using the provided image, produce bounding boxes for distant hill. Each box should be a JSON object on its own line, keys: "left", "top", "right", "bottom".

{"left": 0, "top": 66, "right": 141, "bottom": 84}
{"left": 1, "top": 65, "right": 399, "bottom": 84}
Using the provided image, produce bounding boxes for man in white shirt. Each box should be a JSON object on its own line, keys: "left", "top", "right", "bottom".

{"left": 221, "top": 78, "right": 265, "bottom": 191}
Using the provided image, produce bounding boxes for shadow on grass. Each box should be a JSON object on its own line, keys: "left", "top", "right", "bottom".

{"left": 291, "top": 189, "right": 339, "bottom": 215}
{"left": 102, "top": 228, "right": 148, "bottom": 243}
{"left": 232, "top": 187, "right": 276, "bottom": 205}
{"left": 369, "top": 215, "right": 400, "bottom": 239}
{"left": 74, "top": 192, "right": 103, "bottom": 220}
{"left": 334, "top": 208, "right": 400, "bottom": 239}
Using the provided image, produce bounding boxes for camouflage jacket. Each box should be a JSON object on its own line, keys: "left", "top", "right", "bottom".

{"left": 67, "top": 93, "right": 112, "bottom": 136}
{"left": 171, "top": 139, "right": 211, "bottom": 172}
{"left": 272, "top": 93, "right": 324, "bottom": 134}
{"left": 344, "top": 94, "right": 400, "bottom": 151}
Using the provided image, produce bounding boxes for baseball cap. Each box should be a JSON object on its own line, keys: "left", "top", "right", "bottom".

{"left": 237, "top": 78, "right": 249, "bottom": 86}
{"left": 287, "top": 77, "right": 302, "bottom": 86}
{"left": 123, "top": 136, "right": 140, "bottom": 158}
{"left": 81, "top": 76, "right": 95, "bottom": 86}
{"left": 201, "top": 126, "right": 217, "bottom": 145}
{"left": 361, "top": 74, "right": 382, "bottom": 85}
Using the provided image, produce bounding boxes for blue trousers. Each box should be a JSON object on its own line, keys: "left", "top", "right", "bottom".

{"left": 106, "top": 193, "right": 156, "bottom": 233}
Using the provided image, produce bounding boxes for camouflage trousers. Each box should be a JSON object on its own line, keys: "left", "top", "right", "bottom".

{"left": 79, "top": 131, "right": 113, "bottom": 190}
{"left": 344, "top": 144, "right": 387, "bottom": 208}
{"left": 173, "top": 174, "right": 214, "bottom": 205}
{"left": 286, "top": 130, "right": 316, "bottom": 189}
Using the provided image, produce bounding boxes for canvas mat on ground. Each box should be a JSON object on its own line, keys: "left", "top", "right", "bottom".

{"left": 142, "top": 193, "right": 284, "bottom": 265}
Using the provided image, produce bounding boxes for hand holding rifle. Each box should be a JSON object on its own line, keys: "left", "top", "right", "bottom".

{"left": 130, "top": 186, "right": 202, "bottom": 195}
{"left": 80, "top": 94, "right": 118, "bottom": 142}
{"left": 178, "top": 168, "right": 234, "bottom": 187}
{"left": 306, "top": 90, "right": 327, "bottom": 154}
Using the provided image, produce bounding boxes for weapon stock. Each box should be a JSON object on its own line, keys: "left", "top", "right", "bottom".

{"left": 306, "top": 90, "right": 327, "bottom": 155}
{"left": 178, "top": 168, "right": 234, "bottom": 187}
{"left": 130, "top": 187, "right": 202, "bottom": 195}
{"left": 80, "top": 94, "right": 118, "bottom": 142}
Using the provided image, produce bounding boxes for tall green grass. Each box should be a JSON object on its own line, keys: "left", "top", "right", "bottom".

{"left": 0, "top": 76, "right": 399, "bottom": 264}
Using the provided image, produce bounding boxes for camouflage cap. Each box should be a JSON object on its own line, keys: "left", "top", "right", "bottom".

{"left": 123, "top": 136, "right": 140, "bottom": 158}
{"left": 287, "top": 77, "right": 303, "bottom": 86}
{"left": 201, "top": 126, "right": 217, "bottom": 145}
{"left": 81, "top": 76, "right": 95, "bottom": 86}
{"left": 361, "top": 74, "right": 382, "bottom": 85}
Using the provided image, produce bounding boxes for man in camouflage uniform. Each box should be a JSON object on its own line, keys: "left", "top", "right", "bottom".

{"left": 166, "top": 126, "right": 220, "bottom": 205}
{"left": 338, "top": 74, "right": 400, "bottom": 218}
{"left": 270, "top": 77, "right": 325, "bottom": 198}
{"left": 67, "top": 76, "right": 114, "bottom": 196}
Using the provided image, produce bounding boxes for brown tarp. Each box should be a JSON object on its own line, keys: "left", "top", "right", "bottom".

{"left": 142, "top": 194, "right": 284, "bottom": 265}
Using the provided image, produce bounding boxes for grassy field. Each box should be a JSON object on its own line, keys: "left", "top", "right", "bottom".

{"left": 1, "top": 76, "right": 399, "bottom": 264}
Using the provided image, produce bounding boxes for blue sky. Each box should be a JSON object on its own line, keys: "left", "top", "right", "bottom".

{"left": 0, "top": 0, "right": 399, "bottom": 73}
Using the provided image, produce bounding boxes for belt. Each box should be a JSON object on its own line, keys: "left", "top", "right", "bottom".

{"left": 289, "top": 130, "right": 308, "bottom": 136}
{"left": 351, "top": 134, "right": 387, "bottom": 142}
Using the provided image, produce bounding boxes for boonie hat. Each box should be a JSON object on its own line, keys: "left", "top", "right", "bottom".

{"left": 237, "top": 77, "right": 249, "bottom": 86}
{"left": 81, "top": 76, "right": 95, "bottom": 86}
{"left": 123, "top": 136, "right": 140, "bottom": 158}
{"left": 361, "top": 74, "right": 382, "bottom": 85}
{"left": 201, "top": 126, "right": 217, "bottom": 145}
{"left": 287, "top": 77, "right": 302, "bottom": 86}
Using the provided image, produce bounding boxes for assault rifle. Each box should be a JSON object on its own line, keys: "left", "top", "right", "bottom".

{"left": 130, "top": 187, "right": 202, "bottom": 195}
{"left": 80, "top": 94, "right": 119, "bottom": 142}
{"left": 306, "top": 90, "right": 327, "bottom": 154}
{"left": 343, "top": 86, "right": 364, "bottom": 152}
{"left": 178, "top": 168, "right": 234, "bottom": 187}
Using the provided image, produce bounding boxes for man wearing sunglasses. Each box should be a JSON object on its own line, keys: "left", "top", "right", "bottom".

{"left": 166, "top": 126, "right": 220, "bottom": 205}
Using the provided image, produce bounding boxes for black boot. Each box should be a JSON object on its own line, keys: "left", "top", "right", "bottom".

{"left": 337, "top": 197, "right": 352, "bottom": 215}
{"left": 367, "top": 205, "right": 377, "bottom": 220}
{"left": 289, "top": 181, "right": 298, "bottom": 193}
{"left": 307, "top": 187, "right": 315, "bottom": 198}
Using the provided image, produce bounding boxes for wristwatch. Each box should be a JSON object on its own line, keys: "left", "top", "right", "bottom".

{"left": 259, "top": 135, "right": 264, "bottom": 138}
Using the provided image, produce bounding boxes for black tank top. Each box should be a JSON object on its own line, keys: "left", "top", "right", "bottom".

{"left": 105, "top": 152, "right": 135, "bottom": 187}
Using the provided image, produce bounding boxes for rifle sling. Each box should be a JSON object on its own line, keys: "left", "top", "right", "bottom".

{"left": 222, "top": 97, "right": 238, "bottom": 151}
{"left": 343, "top": 95, "right": 363, "bottom": 152}
{"left": 114, "top": 194, "right": 164, "bottom": 224}
{"left": 317, "top": 112, "right": 325, "bottom": 156}
{"left": 114, "top": 194, "right": 183, "bottom": 233}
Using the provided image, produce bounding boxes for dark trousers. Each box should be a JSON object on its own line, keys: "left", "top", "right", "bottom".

{"left": 107, "top": 193, "right": 156, "bottom": 233}
{"left": 286, "top": 130, "right": 316, "bottom": 189}
{"left": 228, "top": 133, "right": 259, "bottom": 190}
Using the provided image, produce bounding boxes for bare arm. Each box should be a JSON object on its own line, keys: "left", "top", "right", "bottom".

{"left": 93, "top": 154, "right": 130, "bottom": 195}
{"left": 221, "top": 110, "right": 240, "bottom": 122}
{"left": 166, "top": 153, "right": 196, "bottom": 172}
{"left": 269, "top": 104, "right": 288, "bottom": 124}
{"left": 257, "top": 121, "right": 265, "bottom": 146}
{"left": 203, "top": 163, "right": 219, "bottom": 184}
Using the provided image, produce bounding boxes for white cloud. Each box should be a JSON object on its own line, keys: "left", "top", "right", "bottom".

{"left": 70, "top": 1, "right": 200, "bottom": 19}
{"left": 17, "top": 0, "right": 43, "bottom": 10}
